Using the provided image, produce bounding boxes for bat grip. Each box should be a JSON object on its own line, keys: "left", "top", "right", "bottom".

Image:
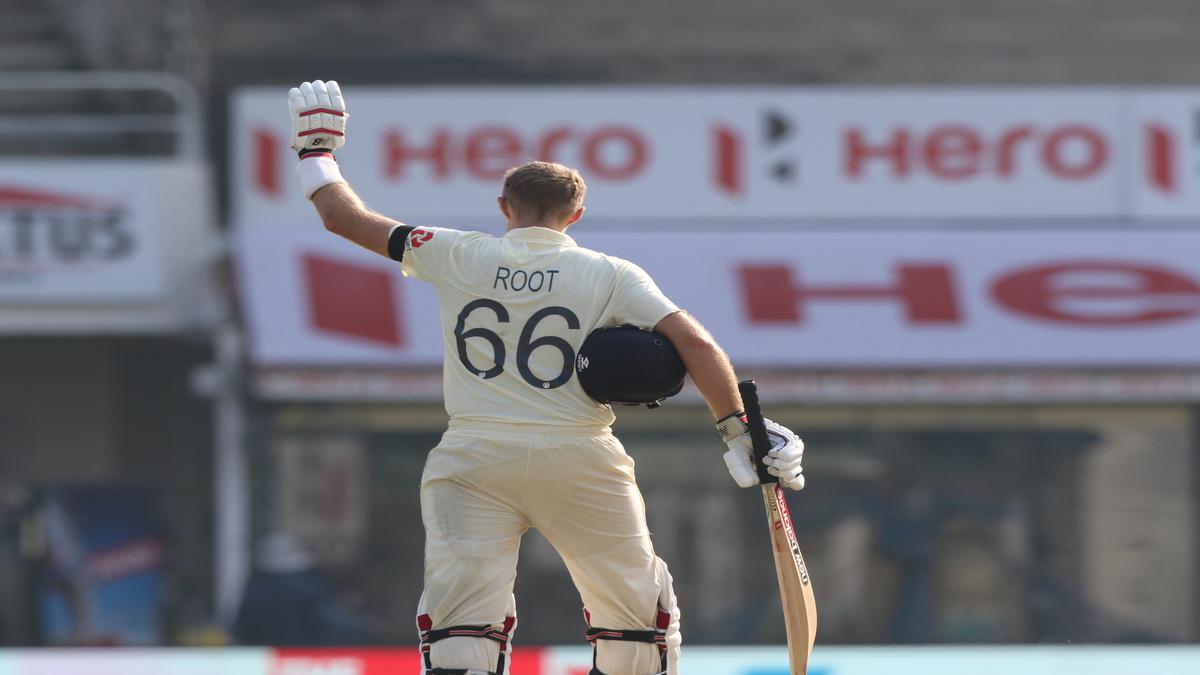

{"left": 738, "top": 379, "right": 777, "bottom": 485}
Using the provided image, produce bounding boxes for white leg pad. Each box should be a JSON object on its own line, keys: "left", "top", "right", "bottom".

{"left": 593, "top": 557, "right": 681, "bottom": 675}
{"left": 418, "top": 592, "right": 517, "bottom": 675}
{"left": 594, "top": 642, "right": 662, "bottom": 675}
{"left": 657, "top": 558, "right": 682, "bottom": 675}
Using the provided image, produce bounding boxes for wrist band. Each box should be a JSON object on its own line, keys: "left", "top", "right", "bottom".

{"left": 296, "top": 154, "right": 345, "bottom": 198}
{"left": 715, "top": 410, "right": 748, "bottom": 441}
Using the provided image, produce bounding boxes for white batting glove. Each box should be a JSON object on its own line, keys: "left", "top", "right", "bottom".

{"left": 288, "top": 80, "right": 349, "bottom": 199}
{"left": 716, "top": 413, "right": 805, "bottom": 490}
{"left": 288, "top": 80, "right": 347, "bottom": 156}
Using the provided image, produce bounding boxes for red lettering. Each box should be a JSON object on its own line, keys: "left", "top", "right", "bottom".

{"left": 992, "top": 261, "right": 1200, "bottom": 325}
{"left": 739, "top": 263, "right": 961, "bottom": 324}
{"left": 382, "top": 126, "right": 650, "bottom": 183}
{"left": 713, "top": 125, "right": 743, "bottom": 195}
{"left": 464, "top": 127, "right": 521, "bottom": 180}
{"left": 1146, "top": 124, "right": 1176, "bottom": 194}
{"left": 844, "top": 124, "right": 1109, "bottom": 182}
{"left": 845, "top": 128, "right": 910, "bottom": 178}
{"left": 1042, "top": 126, "right": 1107, "bottom": 179}
{"left": 384, "top": 129, "right": 451, "bottom": 180}
{"left": 537, "top": 127, "right": 575, "bottom": 162}
{"left": 995, "top": 125, "right": 1034, "bottom": 177}
{"left": 582, "top": 126, "right": 647, "bottom": 180}
{"left": 923, "top": 125, "right": 982, "bottom": 180}
{"left": 254, "top": 128, "right": 280, "bottom": 196}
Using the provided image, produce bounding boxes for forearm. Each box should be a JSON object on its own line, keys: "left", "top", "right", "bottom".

{"left": 309, "top": 181, "right": 401, "bottom": 258}
{"left": 681, "top": 340, "right": 742, "bottom": 420}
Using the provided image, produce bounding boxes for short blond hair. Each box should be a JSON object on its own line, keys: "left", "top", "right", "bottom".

{"left": 502, "top": 161, "right": 587, "bottom": 223}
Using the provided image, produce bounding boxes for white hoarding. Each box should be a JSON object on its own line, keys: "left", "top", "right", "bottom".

{"left": 548, "top": 645, "right": 1200, "bottom": 675}
{"left": 0, "top": 162, "right": 168, "bottom": 301}
{"left": 236, "top": 224, "right": 443, "bottom": 366}
{"left": 234, "top": 88, "right": 1140, "bottom": 221}
{"left": 236, "top": 228, "right": 1200, "bottom": 368}
{"left": 234, "top": 87, "right": 1200, "bottom": 221}
{"left": 0, "top": 649, "right": 268, "bottom": 675}
{"left": 3, "top": 646, "right": 1198, "bottom": 675}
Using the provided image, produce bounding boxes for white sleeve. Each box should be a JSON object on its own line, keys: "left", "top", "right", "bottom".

{"left": 609, "top": 260, "right": 680, "bottom": 330}
{"left": 393, "top": 226, "right": 468, "bottom": 282}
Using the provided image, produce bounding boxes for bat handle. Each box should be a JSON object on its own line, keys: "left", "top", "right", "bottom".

{"left": 738, "top": 379, "right": 777, "bottom": 485}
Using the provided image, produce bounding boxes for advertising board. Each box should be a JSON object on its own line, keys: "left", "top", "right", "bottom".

{"left": 232, "top": 87, "right": 1200, "bottom": 221}
{"left": 1, "top": 646, "right": 1199, "bottom": 675}
{"left": 236, "top": 228, "right": 1200, "bottom": 368}
{"left": 0, "top": 162, "right": 168, "bottom": 302}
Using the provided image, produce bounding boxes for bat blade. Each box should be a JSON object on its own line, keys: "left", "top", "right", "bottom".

{"left": 762, "top": 482, "right": 817, "bottom": 673}
{"left": 739, "top": 380, "right": 817, "bottom": 674}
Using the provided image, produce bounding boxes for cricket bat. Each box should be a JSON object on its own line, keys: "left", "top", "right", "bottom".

{"left": 739, "top": 379, "right": 817, "bottom": 674}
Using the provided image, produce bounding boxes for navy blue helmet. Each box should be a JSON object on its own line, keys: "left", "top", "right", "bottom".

{"left": 575, "top": 325, "right": 687, "bottom": 408}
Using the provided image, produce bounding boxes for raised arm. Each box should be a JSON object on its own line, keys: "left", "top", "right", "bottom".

{"left": 309, "top": 182, "right": 401, "bottom": 258}
{"left": 289, "top": 79, "right": 403, "bottom": 259}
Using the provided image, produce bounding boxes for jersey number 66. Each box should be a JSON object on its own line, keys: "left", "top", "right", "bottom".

{"left": 454, "top": 300, "right": 581, "bottom": 390}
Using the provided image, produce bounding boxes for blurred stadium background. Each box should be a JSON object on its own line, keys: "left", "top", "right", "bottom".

{"left": 1, "top": 0, "right": 1199, "bottom": 673}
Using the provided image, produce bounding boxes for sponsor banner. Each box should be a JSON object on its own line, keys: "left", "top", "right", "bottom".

{"left": 250, "top": 368, "right": 1200, "bottom": 403}
{"left": 236, "top": 228, "right": 1200, "bottom": 368}
{"left": 236, "top": 224, "right": 443, "bottom": 366}
{"left": 253, "top": 367, "right": 445, "bottom": 401}
{"left": 232, "top": 87, "right": 1200, "bottom": 221}
{"left": 0, "top": 162, "right": 167, "bottom": 301}
{"left": 266, "top": 648, "right": 544, "bottom": 675}
{"left": 611, "top": 231, "right": 1200, "bottom": 367}
{"left": 547, "top": 645, "right": 1200, "bottom": 675}
{"left": 3, "top": 646, "right": 1198, "bottom": 675}
{"left": 0, "top": 646, "right": 1197, "bottom": 674}
{"left": 0, "top": 649, "right": 267, "bottom": 675}
{"left": 266, "top": 649, "right": 417, "bottom": 675}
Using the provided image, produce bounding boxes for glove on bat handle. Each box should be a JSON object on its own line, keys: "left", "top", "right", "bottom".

{"left": 738, "top": 379, "right": 778, "bottom": 485}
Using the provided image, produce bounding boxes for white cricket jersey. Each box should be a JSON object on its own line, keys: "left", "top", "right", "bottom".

{"left": 399, "top": 225, "right": 680, "bottom": 428}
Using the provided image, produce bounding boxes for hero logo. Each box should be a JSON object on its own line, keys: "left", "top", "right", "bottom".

{"left": 841, "top": 123, "right": 1107, "bottom": 181}
{"left": 384, "top": 125, "right": 649, "bottom": 182}
{"left": 738, "top": 260, "right": 1200, "bottom": 326}
{"left": 713, "top": 113, "right": 1111, "bottom": 194}
{"left": 0, "top": 186, "right": 133, "bottom": 275}
{"left": 253, "top": 125, "right": 650, "bottom": 196}
{"left": 713, "top": 111, "right": 799, "bottom": 194}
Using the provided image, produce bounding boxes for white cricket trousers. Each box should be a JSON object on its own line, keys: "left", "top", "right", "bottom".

{"left": 419, "top": 422, "right": 681, "bottom": 675}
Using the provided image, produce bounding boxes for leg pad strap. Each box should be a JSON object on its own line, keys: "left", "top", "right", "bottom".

{"left": 586, "top": 627, "right": 665, "bottom": 646}
{"left": 419, "top": 613, "right": 516, "bottom": 675}
{"left": 584, "top": 608, "right": 671, "bottom": 675}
